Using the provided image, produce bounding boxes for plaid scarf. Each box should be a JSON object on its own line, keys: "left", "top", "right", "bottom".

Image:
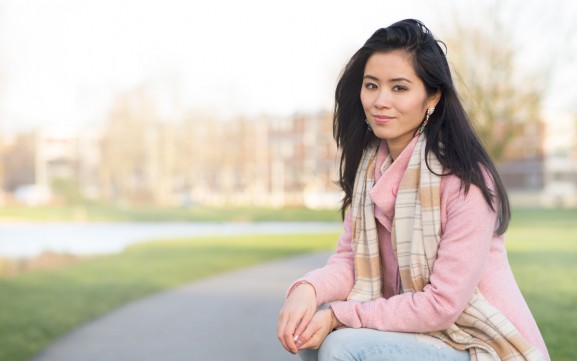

{"left": 347, "top": 133, "right": 545, "bottom": 361}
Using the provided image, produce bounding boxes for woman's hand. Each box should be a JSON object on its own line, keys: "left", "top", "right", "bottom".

{"left": 295, "top": 308, "right": 342, "bottom": 350}
{"left": 277, "top": 282, "right": 317, "bottom": 354}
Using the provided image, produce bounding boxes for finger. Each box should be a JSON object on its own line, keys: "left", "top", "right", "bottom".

{"left": 281, "top": 313, "right": 302, "bottom": 354}
{"left": 296, "top": 321, "right": 321, "bottom": 350}
{"left": 277, "top": 312, "right": 296, "bottom": 353}
{"left": 287, "top": 307, "right": 318, "bottom": 353}
{"left": 298, "top": 330, "right": 322, "bottom": 350}
{"left": 277, "top": 311, "right": 297, "bottom": 353}
{"left": 293, "top": 308, "right": 315, "bottom": 339}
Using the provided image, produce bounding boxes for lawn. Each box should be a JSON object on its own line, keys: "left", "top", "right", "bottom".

{"left": 0, "top": 207, "right": 574, "bottom": 361}
{"left": 505, "top": 208, "right": 577, "bottom": 361}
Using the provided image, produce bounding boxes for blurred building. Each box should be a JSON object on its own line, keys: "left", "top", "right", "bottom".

{"left": 541, "top": 112, "right": 577, "bottom": 207}
{"left": 1, "top": 129, "right": 102, "bottom": 205}
{"left": 0, "top": 110, "right": 341, "bottom": 209}
{"left": 500, "top": 111, "right": 577, "bottom": 208}
{"left": 497, "top": 120, "right": 545, "bottom": 193}
{"left": 186, "top": 111, "right": 341, "bottom": 208}
{"left": 2, "top": 110, "right": 576, "bottom": 209}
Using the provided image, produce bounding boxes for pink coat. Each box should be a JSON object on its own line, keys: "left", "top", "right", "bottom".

{"left": 290, "top": 138, "right": 550, "bottom": 360}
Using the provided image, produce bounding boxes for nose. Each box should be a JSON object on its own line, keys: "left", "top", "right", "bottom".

{"left": 374, "top": 89, "right": 392, "bottom": 108}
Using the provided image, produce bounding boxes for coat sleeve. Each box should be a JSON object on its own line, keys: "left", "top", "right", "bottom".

{"left": 286, "top": 211, "right": 356, "bottom": 306}
{"left": 330, "top": 176, "right": 496, "bottom": 332}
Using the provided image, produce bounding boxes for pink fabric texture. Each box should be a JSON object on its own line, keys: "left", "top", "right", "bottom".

{"left": 288, "top": 139, "right": 550, "bottom": 360}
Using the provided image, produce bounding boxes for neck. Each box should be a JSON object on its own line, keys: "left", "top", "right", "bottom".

{"left": 386, "top": 132, "right": 421, "bottom": 161}
{"left": 386, "top": 142, "right": 403, "bottom": 161}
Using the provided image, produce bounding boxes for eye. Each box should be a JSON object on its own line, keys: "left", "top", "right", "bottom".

{"left": 364, "top": 82, "right": 378, "bottom": 90}
{"left": 392, "top": 85, "right": 408, "bottom": 92}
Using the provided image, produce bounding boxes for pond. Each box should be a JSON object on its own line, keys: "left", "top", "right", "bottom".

{"left": 0, "top": 222, "right": 342, "bottom": 258}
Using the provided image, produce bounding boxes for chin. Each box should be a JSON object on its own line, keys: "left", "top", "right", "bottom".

{"left": 372, "top": 130, "right": 392, "bottom": 141}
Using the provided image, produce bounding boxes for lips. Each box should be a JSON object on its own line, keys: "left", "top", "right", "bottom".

{"left": 373, "top": 115, "right": 394, "bottom": 125}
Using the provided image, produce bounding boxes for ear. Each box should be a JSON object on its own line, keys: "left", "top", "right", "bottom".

{"left": 428, "top": 89, "right": 441, "bottom": 108}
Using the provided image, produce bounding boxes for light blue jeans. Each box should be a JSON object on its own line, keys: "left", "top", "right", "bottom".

{"left": 298, "top": 328, "right": 470, "bottom": 361}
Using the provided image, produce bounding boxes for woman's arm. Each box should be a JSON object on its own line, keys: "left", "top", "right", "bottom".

{"left": 278, "top": 211, "right": 356, "bottom": 353}
{"left": 286, "top": 210, "right": 356, "bottom": 305}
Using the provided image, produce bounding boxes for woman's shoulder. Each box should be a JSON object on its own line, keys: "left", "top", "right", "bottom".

{"left": 439, "top": 169, "right": 495, "bottom": 209}
{"left": 439, "top": 164, "right": 496, "bottom": 195}
{"left": 439, "top": 171, "right": 498, "bottom": 232}
{"left": 439, "top": 172, "right": 464, "bottom": 196}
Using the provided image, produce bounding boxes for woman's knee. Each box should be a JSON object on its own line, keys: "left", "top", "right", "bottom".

{"left": 298, "top": 347, "right": 319, "bottom": 361}
{"left": 297, "top": 331, "right": 352, "bottom": 361}
{"left": 317, "top": 329, "right": 360, "bottom": 361}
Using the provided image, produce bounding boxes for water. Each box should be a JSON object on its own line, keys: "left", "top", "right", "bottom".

{"left": 0, "top": 222, "right": 342, "bottom": 258}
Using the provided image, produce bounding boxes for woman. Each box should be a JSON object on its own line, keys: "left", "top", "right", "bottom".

{"left": 277, "top": 19, "right": 549, "bottom": 361}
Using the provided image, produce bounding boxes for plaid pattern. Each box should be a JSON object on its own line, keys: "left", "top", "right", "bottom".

{"left": 347, "top": 141, "right": 381, "bottom": 301}
{"left": 347, "top": 133, "right": 545, "bottom": 361}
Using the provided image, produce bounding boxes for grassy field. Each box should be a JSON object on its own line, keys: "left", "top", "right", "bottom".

{"left": 505, "top": 208, "right": 577, "bottom": 360}
{"left": 0, "top": 207, "right": 574, "bottom": 360}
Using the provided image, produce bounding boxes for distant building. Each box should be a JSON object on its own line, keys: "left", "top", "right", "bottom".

{"left": 4, "top": 109, "right": 575, "bottom": 209}
{"left": 542, "top": 112, "right": 577, "bottom": 207}
{"left": 498, "top": 120, "right": 545, "bottom": 197}
{"left": 187, "top": 111, "right": 341, "bottom": 208}
{"left": 20, "top": 110, "right": 342, "bottom": 209}
{"left": 1, "top": 128, "right": 102, "bottom": 205}
{"left": 501, "top": 111, "right": 577, "bottom": 208}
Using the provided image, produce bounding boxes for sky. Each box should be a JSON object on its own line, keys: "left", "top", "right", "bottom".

{"left": 0, "top": 0, "right": 575, "bottom": 132}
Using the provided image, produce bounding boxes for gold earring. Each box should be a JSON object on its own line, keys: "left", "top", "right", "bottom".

{"left": 420, "top": 107, "right": 435, "bottom": 133}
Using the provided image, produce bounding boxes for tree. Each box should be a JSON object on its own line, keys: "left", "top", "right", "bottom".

{"left": 99, "top": 82, "right": 186, "bottom": 206}
{"left": 99, "top": 86, "right": 155, "bottom": 204}
{"left": 444, "top": 12, "right": 542, "bottom": 163}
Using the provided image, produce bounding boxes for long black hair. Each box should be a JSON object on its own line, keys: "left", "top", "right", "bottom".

{"left": 333, "top": 19, "right": 511, "bottom": 234}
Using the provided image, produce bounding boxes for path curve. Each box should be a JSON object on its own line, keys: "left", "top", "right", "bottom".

{"left": 30, "top": 251, "right": 331, "bottom": 361}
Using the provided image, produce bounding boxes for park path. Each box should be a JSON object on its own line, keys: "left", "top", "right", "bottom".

{"left": 30, "top": 251, "right": 331, "bottom": 361}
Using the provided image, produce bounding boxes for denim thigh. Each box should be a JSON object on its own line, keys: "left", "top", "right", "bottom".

{"left": 298, "top": 328, "right": 470, "bottom": 361}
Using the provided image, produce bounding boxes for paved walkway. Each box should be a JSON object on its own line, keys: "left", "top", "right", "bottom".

{"left": 30, "top": 251, "right": 331, "bottom": 361}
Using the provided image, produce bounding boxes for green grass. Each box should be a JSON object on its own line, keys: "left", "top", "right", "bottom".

{"left": 0, "top": 204, "right": 342, "bottom": 222}
{"left": 0, "top": 207, "right": 574, "bottom": 360}
{"left": 506, "top": 208, "right": 577, "bottom": 361}
{"left": 0, "top": 233, "right": 338, "bottom": 361}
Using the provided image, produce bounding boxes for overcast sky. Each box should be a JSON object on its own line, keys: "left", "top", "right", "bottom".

{"left": 0, "top": 0, "right": 575, "bottom": 132}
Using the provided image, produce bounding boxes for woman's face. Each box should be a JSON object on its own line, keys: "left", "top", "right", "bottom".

{"left": 360, "top": 50, "right": 439, "bottom": 157}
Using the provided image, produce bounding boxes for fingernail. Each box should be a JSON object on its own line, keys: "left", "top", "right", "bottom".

{"left": 293, "top": 335, "right": 299, "bottom": 342}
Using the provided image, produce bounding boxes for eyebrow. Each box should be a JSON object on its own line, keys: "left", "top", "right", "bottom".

{"left": 390, "top": 77, "right": 413, "bottom": 83}
{"left": 363, "top": 75, "right": 413, "bottom": 83}
{"left": 363, "top": 75, "right": 379, "bottom": 81}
